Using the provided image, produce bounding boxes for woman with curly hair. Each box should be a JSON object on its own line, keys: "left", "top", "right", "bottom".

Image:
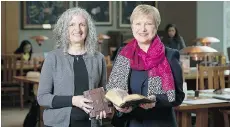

{"left": 37, "top": 7, "right": 107, "bottom": 127}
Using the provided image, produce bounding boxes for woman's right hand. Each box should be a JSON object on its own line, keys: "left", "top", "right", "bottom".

{"left": 113, "top": 104, "right": 132, "bottom": 113}
{"left": 72, "top": 96, "right": 93, "bottom": 114}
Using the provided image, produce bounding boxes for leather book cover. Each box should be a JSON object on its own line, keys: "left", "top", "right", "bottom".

{"left": 83, "top": 87, "right": 112, "bottom": 118}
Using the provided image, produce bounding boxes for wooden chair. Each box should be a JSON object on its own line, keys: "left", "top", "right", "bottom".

{"left": 32, "top": 57, "right": 44, "bottom": 71}
{"left": 219, "top": 64, "right": 230, "bottom": 127}
{"left": 32, "top": 57, "right": 39, "bottom": 71}
{"left": 1, "top": 54, "right": 24, "bottom": 109}
{"left": 104, "top": 56, "right": 112, "bottom": 81}
{"left": 107, "top": 64, "right": 113, "bottom": 81}
{"left": 109, "top": 47, "right": 117, "bottom": 58}
{"left": 104, "top": 55, "right": 112, "bottom": 65}
{"left": 199, "top": 64, "right": 230, "bottom": 127}
{"left": 199, "top": 65, "right": 230, "bottom": 90}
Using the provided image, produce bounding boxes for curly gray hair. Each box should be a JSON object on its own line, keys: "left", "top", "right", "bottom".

{"left": 53, "top": 7, "right": 97, "bottom": 55}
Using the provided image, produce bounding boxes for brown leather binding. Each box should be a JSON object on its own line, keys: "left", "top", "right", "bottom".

{"left": 83, "top": 87, "right": 112, "bottom": 118}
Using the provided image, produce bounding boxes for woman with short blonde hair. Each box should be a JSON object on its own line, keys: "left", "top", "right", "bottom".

{"left": 130, "top": 4, "right": 161, "bottom": 29}
{"left": 107, "top": 4, "right": 184, "bottom": 127}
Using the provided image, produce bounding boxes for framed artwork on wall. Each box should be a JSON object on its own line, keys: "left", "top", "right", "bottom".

{"left": 21, "top": 1, "right": 69, "bottom": 29}
{"left": 76, "top": 1, "right": 112, "bottom": 26}
{"left": 118, "top": 1, "right": 157, "bottom": 28}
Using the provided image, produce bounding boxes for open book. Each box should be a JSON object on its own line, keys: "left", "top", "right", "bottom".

{"left": 105, "top": 89, "right": 155, "bottom": 108}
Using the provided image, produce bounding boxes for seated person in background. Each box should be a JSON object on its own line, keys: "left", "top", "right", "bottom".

{"left": 162, "top": 24, "right": 186, "bottom": 50}
{"left": 14, "top": 40, "right": 33, "bottom": 61}
{"left": 14, "top": 40, "right": 34, "bottom": 97}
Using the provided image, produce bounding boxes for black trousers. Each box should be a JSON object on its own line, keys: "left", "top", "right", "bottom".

{"left": 44, "top": 120, "right": 91, "bottom": 127}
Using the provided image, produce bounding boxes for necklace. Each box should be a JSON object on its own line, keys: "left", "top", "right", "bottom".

{"left": 75, "top": 50, "right": 86, "bottom": 61}
{"left": 68, "top": 48, "right": 85, "bottom": 61}
{"left": 76, "top": 56, "right": 80, "bottom": 61}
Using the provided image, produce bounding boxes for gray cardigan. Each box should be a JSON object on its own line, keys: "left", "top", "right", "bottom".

{"left": 37, "top": 48, "right": 107, "bottom": 127}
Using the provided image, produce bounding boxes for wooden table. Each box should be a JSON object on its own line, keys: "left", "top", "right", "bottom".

{"left": 13, "top": 76, "right": 40, "bottom": 106}
{"left": 13, "top": 76, "right": 40, "bottom": 84}
{"left": 13, "top": 76, "right": 43, "bottom": 127}
{"left": 13, "top": 76, "right": 40, "bottom": 96}
{"left": 175, "top": 99, "right": 230, "bottom": 127}
{"left": 14, "top": 75, "right": 230, "bottom": 127}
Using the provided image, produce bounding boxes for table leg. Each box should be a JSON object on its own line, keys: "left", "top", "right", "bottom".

{"left": 20, "top": 82, "right": 24, "bottom": 110}
{"left": 196, "top": 108, "right": 208, "bottom": 127}
{"left": 40, "top": 106, "right": 44, "bottom": 127}
{"left": 211, "top": 108, "right": 225, "bottom": 127}
{"left": 176, "top": 110, "right": 192, "bottom": 127}
{"left": 181, "top": 112, "right": 192, "bottom": 127}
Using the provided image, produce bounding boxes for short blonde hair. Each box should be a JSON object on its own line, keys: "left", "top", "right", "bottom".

{"left": 130, "top": 4, "right": 161, "bottom": 29}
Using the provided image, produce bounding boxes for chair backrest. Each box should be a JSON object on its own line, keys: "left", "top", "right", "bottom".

{"left": 104, "top": 55, "right": 113, "bottom": 81}
{"left": 109, "top": 47, "right": 117, "bottom": 57}
{"left": 1, "top": 54, "right": 24, "bottom": 84}
{"left": 199, "top": 65, "right": 230, "bottom": 89}
{"left": 107, "top": 64, "right": 113, "bottom": 81}
{"left": 104, "top": 55, "right": 112, "bottom": 65}
{"left": 198, "top": 52, "right": 224, "bottom": 66}
{"left": 32, "top": 57, "right": 40, "bottom": 71}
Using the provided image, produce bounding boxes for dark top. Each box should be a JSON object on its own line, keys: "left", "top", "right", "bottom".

{"left": 71, "top": 55, "right": 90, "bottom": 123}
{"left": 127, "top": 70, "right": 177, "bottom": 127}
{"left": 111, "top": 47, "right": 185, "bottom": 127}
{"left": 47, "top": 55, "right": 90, "bottom": 127}
{"left": 162, "top": 36, "right": 186, "bottom": 50}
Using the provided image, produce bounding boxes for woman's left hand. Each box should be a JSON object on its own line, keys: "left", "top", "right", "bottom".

{"left": 96, "top": 110, "right": 106, "bottom": 120}
{"left": 139, "top": 103, "right": 155, "bottom": 110}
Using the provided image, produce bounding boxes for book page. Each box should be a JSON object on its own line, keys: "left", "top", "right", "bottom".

{"left": 105, "top": 89, "right": 129, "bottom": 107}
{"left": 124, "top": 94, "right": 146, "bottom": 102}
{"left": 113, "top": 89, "right": 129, "bottom": 100}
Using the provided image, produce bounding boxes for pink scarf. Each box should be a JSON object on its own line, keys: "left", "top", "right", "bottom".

{"left": 120, "top": 35, "right": 175, "bottom": 91}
